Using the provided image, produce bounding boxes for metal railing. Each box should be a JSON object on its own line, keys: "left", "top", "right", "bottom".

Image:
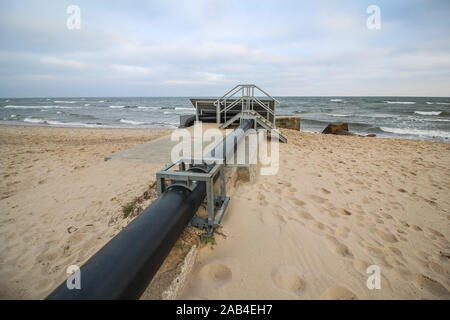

{"left": 213, "top": 84, "right": 279, "bottom": 126}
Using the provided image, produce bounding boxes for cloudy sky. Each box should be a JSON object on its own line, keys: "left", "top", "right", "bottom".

{"left": 0, "top": 0, "right": 449, "bottom": 97}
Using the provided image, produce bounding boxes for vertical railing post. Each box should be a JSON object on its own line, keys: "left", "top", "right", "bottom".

{"left": 216, "top": 101, "right": 220, "bottom": 124}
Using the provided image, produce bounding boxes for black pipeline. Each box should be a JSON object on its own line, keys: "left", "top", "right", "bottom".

{"left": 47, "top": 119, "right": 252, "bottom": 299}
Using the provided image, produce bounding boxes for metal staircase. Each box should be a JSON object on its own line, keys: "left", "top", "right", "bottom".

{"left": 216, "top": 85, "right": 287, "bottom": 143}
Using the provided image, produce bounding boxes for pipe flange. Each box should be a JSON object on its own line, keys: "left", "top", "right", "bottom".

{"left": 166, "top": 183, "right": 195, "bottom": 193}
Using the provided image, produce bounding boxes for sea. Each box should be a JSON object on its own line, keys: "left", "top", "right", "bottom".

{"left": 1, "top": 96, "right": 449, "bottom": 142}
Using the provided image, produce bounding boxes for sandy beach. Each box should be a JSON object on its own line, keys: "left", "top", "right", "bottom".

{"left": 0, "top": 125, "right": 169, "bottom": 298}
{"left": 180, "top": 129, "right": 450, "bottom": 299}
{"left": 0, "top": 125, "right": 449, "bottom": 299}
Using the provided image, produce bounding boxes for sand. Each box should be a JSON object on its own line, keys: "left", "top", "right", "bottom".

{"left": 1, "top": 125, "right": 449, "bottom": 299}
{"left": 0, "top": 125, "right": 169, "bottom": 299}
{"left": 181, "top": 130, "right": 450, "bottom": 299}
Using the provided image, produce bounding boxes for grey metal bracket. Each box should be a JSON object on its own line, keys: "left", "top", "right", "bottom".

{"left": 156, "top": 157, "right": 230, "bottom": 237}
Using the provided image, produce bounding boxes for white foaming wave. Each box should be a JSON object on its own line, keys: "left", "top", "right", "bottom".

{"left": 46, "top": 120, "right": 106, "bottom": 127}
{"left": 54, "top": 100, "right": 76, "bottom": 103}
{"left": 330, "top": 99, "right": 344, "bottom": 102}
{"left": 24, "top": 118, "right": 107, "bottom": 127}
{"left": 24, "top": 117, "right": 46, "bottom": 123}
{"left": 138, "top": 106, "right": 162, "bottom": 110}
{"left": 120, "top": 119, "right": 148, "bottom": 125}
{"left": 5, "top": 105, "right": 74, "bottom": 109}
{"left": 175, "top": 107, "right": 195, "bottom": 111}
{"left": 327, "top": 113, "right": 350, "bottom": 117}
{"left": 84, "top": 103, "right": 90, "bottom": 106}
{"left": 414, "top": 111, "right": 442, "bottom": 116}
{"left": 10, "top": 114, "right": 17, "bottom": 118}
{"left": 384, "top": 101, "right": 416, "bottom": 104}
{"left": 380, "top": 127, "right": 450, "bottom": 138}
{"left": 424, "top": 118, "right": 450, "bottom": 122}
{"left": 426, "top": 102, "right": 450, "bottom": 105}
{"left": 109, "top": 105, "right": 126, "bottom": 109}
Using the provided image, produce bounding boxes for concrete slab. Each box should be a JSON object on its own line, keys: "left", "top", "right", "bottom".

{"left": 104, "top": 123, "right": 260, "bottom": 166}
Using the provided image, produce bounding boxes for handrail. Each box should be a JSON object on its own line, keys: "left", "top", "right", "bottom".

{"left": 214, "top": 85, "right": 240, "bottom": 106}
{"left": 253, "top": 85, "right": 280, "bottom": 105}
{"left": 253, "top": 96, "right": 274, "bottom": 115}
{"left": 213, "top": 84, "right": 278, "bottom": 124}
{"left": 220, "top": 97, "right": 243, "bottom": 113}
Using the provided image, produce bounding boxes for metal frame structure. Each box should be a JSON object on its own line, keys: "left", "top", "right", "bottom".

{"left": 213, "top": 84, "right": 280, "bottom": 126}
{"left": 156, "top": 157, "right": 229, "bottom": 238}
{"left": 194, "top": 100, "right": 216, "bottom": 123}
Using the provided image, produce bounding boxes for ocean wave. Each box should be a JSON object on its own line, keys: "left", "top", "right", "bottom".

{"left": 414, "top": 111, "right": 442, "bottom": 116}
{"left": 54, "top": 100, "right": 76, "bottom": 104}
{"left": 330, "top": 99, "right": 344, "bottom": 102}
{"left": 137, "top": 106, "right": 162, "bottom": 110}
{"left": 175, "top": 107, "right": 195, "bottom": 111}
{"left": 5, "top": 105, "right": 74, "bottom": 109}
{"left": 110, "top": 105, "right": 138, "bottom": 109}
{"left": 24, "top": 118, "right": 106, "bottom": 128}
{"left": 24, "top": 117, "right": 46, "bottom": 123}
{"left": 384, "top": 101, "right": 416, "bottom": 105}
{"left": 46, "top": 120, "right": 106, "bottom": 128}
{"left": 120, "top": 119, "right": 147, "bottom": 125}
{"left": 380, "top": 127, "right": 450, "bottom": 138}
{"left": 423, "top": 118, "right": 450, "bottom": 122}
{"left": 327, "top": 113, "right": 350, "bottom": 117}
{"left": 426, "top": 102, "right": 450, "bottom": 105}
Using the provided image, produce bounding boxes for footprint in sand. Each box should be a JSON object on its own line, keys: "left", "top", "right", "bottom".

{"left": 352, "top": 259, "right": 371, "bottom": 274}
{"left": 259, "top": 211, "right": 286, "bottom": 226}
{"left": 308, "top": 194, "right": 327, "bottom": 204}
{"left": 388, "top": 247, "right": 403, "bottom": 257}
{"left": 428, "top": 261, "right": 445, "bottom": 274}
{"left": 425, "top": 228, "right": 445, "bottom": 239}
{"left": 393, "top": 268, "right": 412, "bottom": 280}
{"left": 413, "top": 274, "right": 450, "bottom": 297}
{"left": 340, "top": 209, "right": 352, "bottom": 216}
{"left": 198, "top": 263, "right": 232, "bottom": 287}
{"left": 271, "top": 265, "right": 307, "bottom": 296}
{"left": 375, "top": 230, "right": 398, "bottom": 243}
{"left": 297, "top": 210, "right": 314, "bottom": 220}
{"left": 308, "top": 220, "right": 326, "bottom": 231}
{"left": 324, "top": 235, "right": 354, "bottom": 259}
{"left": 399, "top": 220, "right": 410, "bottom": 228}
{"left": 365, "top": 246, "right": 384, "bottom": 259}
{"left": 290, "top": 198, "right": 306, "bottom": 207}
{"left": 319, "top": 285, "right": 358, "bottom": 300}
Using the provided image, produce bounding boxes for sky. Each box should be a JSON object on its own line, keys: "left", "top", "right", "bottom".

{"left": 0, "top": 0, "right": 450, "bottom": 97}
